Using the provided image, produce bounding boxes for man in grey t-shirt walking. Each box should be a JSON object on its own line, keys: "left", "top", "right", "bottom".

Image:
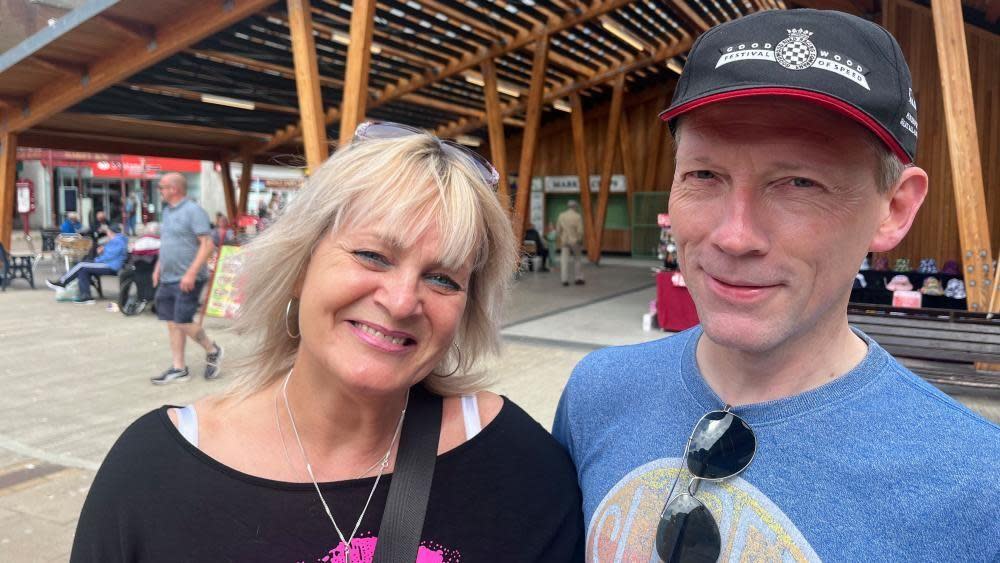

{"left": 151, "top": 173, "right": 223, "bottom": 384}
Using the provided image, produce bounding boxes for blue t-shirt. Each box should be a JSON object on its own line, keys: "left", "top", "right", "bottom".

{"left": 95, "top": 235, "right": 128, "bottom": 271}
{"left": 553, "top": 326, "right": 1000, "bottom": 562}
{"left": 160, "top": 198, "right": 212, "bottom": 283}
{"left": 60, "top": 219, "right": 82, "bottom": 234}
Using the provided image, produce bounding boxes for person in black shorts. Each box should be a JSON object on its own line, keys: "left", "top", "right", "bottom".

{"left": 151, "top": 172, "right": 223, "bottom": 384}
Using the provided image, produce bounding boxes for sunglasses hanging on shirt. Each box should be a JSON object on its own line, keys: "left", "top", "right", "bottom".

{"left": 655, "top": 406, "right": 757, "bottom": 563}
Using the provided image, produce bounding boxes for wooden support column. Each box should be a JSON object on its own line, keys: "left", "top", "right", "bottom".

{"left": 644, "top": 91, "right": 670, "bottom": 191}
{"left": 513, "top": 35, "right": 549, "bottom": 244}
{"left": 287, "top": 0, "right": 329, "bottom": 172}
{"left": 594, "top": 74, "right": 625, "bottom": 261}
{"left": 618, "top": 109, "right": 637, "bottom": 225}
{"left": 481, "top": 59, "right": 511, "bottom": 206}
{"left": 218, "top": 158, "right": 238, "bottom": 225}
{"left": 339, "top": 0, "right": 377, "bottom": 145}
{"left": 931, "top": 0, "right": 993, "bottom": 312}
{"left": 570, "top": 93, "right": 598, "bottom": 262}
{"left": 238, "top": 154, "right": 253, "bottom": 217}
{"left": 0, "top": 132, "right": 17, "bottom": 251}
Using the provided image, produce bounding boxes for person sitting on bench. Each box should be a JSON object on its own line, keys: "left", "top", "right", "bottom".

{"left": 46, "top": 225, "right": 128, "bottom": 304}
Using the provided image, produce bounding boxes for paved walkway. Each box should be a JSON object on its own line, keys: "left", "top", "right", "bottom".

{"left": 1, "top": 246, "right": 997, "bottom": 561}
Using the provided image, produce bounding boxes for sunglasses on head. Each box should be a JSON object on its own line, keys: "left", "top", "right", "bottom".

{"left": 353, "top": 121, "right": 500, "bottom": 189}
{"left": 655, "top": 406, "right": 757, "bottom": 563}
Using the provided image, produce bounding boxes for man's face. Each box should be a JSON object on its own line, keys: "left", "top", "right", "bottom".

{"left": 157, "top": 178, "right": 181, "bottom": 205}
{"left": 670, "top": 98, "right": 890, "bottom": 355}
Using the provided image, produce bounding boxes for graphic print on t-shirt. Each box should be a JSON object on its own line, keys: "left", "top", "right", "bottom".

{"left": 587, "top": 459, "right": 820, "bottom": 562}
{"left": 307, "top": 535, "right": 460, "bottom": 563}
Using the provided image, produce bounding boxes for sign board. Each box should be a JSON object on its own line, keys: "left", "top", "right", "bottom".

{"left": 543, "top": 174, "right": 627, "bottom": 194}
{"left": 16, "top": 179, "right": 35, "bottom": 213}
{"left": 205, "top": 245, "right": 245, "bottom": 319}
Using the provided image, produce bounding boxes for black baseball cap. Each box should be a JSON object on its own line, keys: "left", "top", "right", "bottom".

{"left": 660, "top": 9, "right": 918, "bottom": 163}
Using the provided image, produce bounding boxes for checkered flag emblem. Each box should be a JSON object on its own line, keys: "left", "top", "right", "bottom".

{"left": 775, "top": 28, "right": 817, "bottom": 70}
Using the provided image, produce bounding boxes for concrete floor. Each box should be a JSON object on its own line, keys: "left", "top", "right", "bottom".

{"left": 1, "top": 247, "right": 998, "bottom": 562}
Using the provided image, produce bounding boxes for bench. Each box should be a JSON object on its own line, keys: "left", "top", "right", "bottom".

{"left": 0, "top": 242, "right": 36, "bottom": 290}
{"left": 848, "top": 303, "right": 1000, "bottom": 390}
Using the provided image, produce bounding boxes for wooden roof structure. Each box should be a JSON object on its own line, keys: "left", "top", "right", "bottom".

{"left": 0, "top": 0, "right": 997, "bottom": 312}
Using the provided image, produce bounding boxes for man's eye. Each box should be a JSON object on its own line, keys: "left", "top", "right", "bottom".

{"left": 790, "top": 177, "right": 817, "bottom": 188}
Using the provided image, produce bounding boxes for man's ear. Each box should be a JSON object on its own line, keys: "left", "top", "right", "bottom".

{"left": 869, "top": 166, "right": 928, "bottom": 253}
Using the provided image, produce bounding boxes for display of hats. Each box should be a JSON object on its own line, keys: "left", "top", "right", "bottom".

{"left": 893, "top": 258, "right": 911, "bottom": 272}
{"left": 886, "top": 274, "right": 913, "bottom": 291}
{"left": 853, "top": 273, "right": 867, "bottom": 289}
{"left": 945, "top": 278, "right": 966, "bottom": 299}
{"left": 941, "top": 260, "right": 961, "bottom": 275}
{"left": 873, "top": 257, "right": 890, "bottom": 271}
{"left": 918, "top": 258, "right": 938, "bottom": 274}
{"left": 860, "top": 257, "right": 871, "bottom": 271}
{"left": 920, "top": 276, "right": 944, "bottom": 296}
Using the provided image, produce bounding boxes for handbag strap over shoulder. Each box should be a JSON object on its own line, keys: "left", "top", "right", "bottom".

{"left": 372, "top": 384, "right": 442, "bottom": 563}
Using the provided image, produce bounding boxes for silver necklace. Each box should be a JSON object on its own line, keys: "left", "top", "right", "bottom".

{"left": 279, "top": 369, "right": 408, "bottom": 563}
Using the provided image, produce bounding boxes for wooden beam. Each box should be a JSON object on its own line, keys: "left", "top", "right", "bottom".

{"left": 94, "top": 14, "right": 154, "bottom": 41}
{"left": 259, "top": 0, "right": 636, "bottom": 153}
{"left": 17, "top": 129, "right": 231, "bottom": 161}
{"left": 618, "top": 107, "right": 637, "bottom": 224}
{"left": 0, "top": 133, "right": 17, "bottom": 251}
{"left": 287, "top": 0, "right": 330, "bottom": 172}
{"left": 125, "top": 83, "right": 300, "bottom": 115}
{"left": 218, "top": 159, "right": 238, "bottom": 225}
{"left": 594, "top": 74, "right": 625, "bottom": 261}
{"left": 1, "top": 0, "right": 279, "bottom": 135}
{"left": 437, "top": 37, "right": 694, "bottom": 138}
{"left": 513, "top": 36, "right": 549, "bottom": 245}
{"left": 402, "top": 93, "right": 483, "bottom": 118}
{"left": 238, "top": 154, "right": 254, "bottom": 217}
{"left": 569, "top": 92, "right": 598, "bottom": 262}
{"left": 28, "top": 56, "right": 85, "bottom": 78}
{"left": 339, "top": 0, "right": 377, "bottom": 145}
{"left": 669, "top": 0, "right": 712, "bottom": 33}
{"left": 931, "top": 0, "right": 993, "bottom": 312}
{"left": 481, "top": 59, "right": 511, "bottom": 206}
{"left": 644, "top": 91, "right": 670, "bottom": 191}
{"left": 188, "top": 49, "right": 341, "bottom": 89}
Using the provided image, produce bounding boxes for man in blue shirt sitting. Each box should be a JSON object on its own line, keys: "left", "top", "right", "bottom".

{"left": 60, "top": 212, "right": 83, "bottom": 234}
{"left": 46, "top": 225, "right": 128, "bottom": 304}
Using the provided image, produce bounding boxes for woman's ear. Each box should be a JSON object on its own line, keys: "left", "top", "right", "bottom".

{"left": 869, "top": 166, "right": 929, "bottom": 253}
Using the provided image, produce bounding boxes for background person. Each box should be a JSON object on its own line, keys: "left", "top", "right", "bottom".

{"left": 556, "top": 200, "right": 585, "bottom": 286}
{"left": 46, "top": 225, "right": 127, "bottom": 304}
{"left": 60, "top": 212, "right": 82, "bottom": 234}
{"left": 71, "top": 122, "right": 583, "bottom": 561}
{"left": 150, "top": 172, "right": 222, "bottom": 384}
{"left": 554, "top": 9, "right": 999, "bottom": 562}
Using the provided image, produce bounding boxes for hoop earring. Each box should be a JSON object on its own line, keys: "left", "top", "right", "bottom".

{"left": 285, "top": 298, "right": 300, "bottom": 339}
{"left": 434, "top": 343, "right": 462, "bottom": 378}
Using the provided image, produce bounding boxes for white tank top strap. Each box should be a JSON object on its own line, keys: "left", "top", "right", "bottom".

{"left": 175, "top": 404, "right": 199, "bottom": 448}
{"left": 460, "top": 393, "right": 482, "bottom": 440}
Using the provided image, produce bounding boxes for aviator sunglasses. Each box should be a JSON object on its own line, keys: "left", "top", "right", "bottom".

{"left": 353, "top": 121, "right": 500, "bottom": 188}
{"left": 655, "top": 406, "right": 757, "bottom": 563}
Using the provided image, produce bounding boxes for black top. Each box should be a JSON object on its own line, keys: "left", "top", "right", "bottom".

{"left": 71, "top": 398, "right": 584, "bottom": 562}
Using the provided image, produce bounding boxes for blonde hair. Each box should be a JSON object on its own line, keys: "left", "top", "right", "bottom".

{"left": 227, "top": 133, "right": 518, "bottom": 398}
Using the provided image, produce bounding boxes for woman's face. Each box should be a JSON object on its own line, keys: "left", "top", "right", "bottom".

{"left": 295, "top": 221, "right": 473, "bottom": 397}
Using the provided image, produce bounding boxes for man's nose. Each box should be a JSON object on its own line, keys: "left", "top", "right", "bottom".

{"left": 709, "top": 187, "right": 770, "bottom": 257}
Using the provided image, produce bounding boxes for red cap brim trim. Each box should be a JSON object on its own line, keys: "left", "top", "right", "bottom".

{"left": 659, "top": 88, "right": 912, "bottom": 164}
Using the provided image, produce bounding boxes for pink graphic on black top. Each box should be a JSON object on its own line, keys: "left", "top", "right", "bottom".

{"left": 304, "top": 535, "right": 461, "bottom": 562}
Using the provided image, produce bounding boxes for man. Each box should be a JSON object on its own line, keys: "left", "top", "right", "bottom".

{"left": 556, "top": 200, "right": 585, "bottom": 286}
{"left": 60, "top": 212, "right": 82, "bottom": 234}
{"left": 554, "top": 9, "right": 999, "bottom": 562}
{"left": 151, "top": 172, "right": 223, "bottom": 385}
{"left": 46, "top": 225, "right": 127, "bottom": 304}
{"left": 524, "top": 222, "right": 550, "bottom": 272}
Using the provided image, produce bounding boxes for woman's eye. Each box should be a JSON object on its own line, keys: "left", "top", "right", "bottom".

{"left": 353, "top": 250, "right": 389, "bottom": 266}
{"left": 426, "top": 274, "right": 462, "bottom": 292}
{"left": 691, "top": 170, "right": 716, "bottom": 180}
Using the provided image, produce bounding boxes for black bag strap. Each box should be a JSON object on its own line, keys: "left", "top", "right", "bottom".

{"left": 372, "top": 384, "right": 442, "bottom": 563}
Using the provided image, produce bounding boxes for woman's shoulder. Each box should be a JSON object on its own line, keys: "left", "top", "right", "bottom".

{"left": 100, "top": 407, "right": 187, "bottom": 476}
{"left": 463, "top": 396, "right": 576, "bottom": 474}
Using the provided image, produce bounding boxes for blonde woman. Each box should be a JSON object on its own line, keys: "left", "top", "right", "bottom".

{"left": 71, "top": 123, "right": 583, "bottom": 562}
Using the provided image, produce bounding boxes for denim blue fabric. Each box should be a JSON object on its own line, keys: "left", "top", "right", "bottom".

{"left": 554, "top": 326, "right": 1000, "bottom": 562}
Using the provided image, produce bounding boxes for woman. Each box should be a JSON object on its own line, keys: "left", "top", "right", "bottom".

{"left": 71, "top": 122, "right": 584, "bottom": 562}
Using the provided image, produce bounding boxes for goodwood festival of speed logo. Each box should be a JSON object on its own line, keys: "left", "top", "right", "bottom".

{"left": 715, "top": 28, "right": 871, "bottom": 90}
{"left": 775, "top": 28, "right": 817, "bottom": 70}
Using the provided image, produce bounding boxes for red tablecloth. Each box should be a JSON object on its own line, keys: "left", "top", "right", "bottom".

{"left": 656, "top": 272, "right": 699, "bottom": 332}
